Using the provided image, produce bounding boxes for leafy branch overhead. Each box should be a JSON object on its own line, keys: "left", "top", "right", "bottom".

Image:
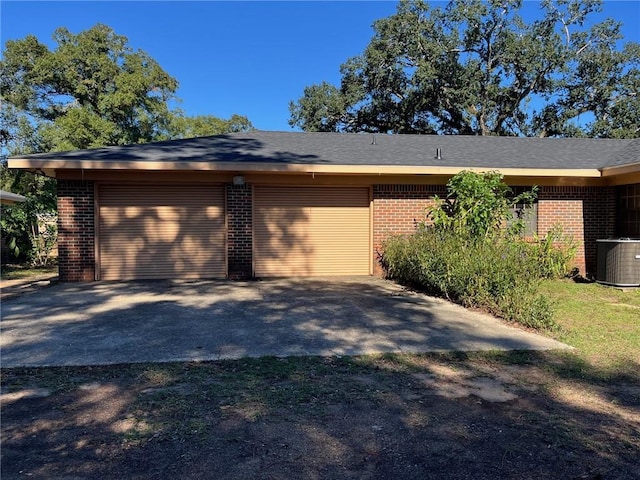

{"left": 0, "top": 23, "right": 254, "bottom": 155}
{"left": 289, "top": 0, "right": 640, "bottom": 138}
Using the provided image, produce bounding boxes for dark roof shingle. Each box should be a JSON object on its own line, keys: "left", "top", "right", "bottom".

{"left": 11, "top": 131, "right": 639, "bottom": 170}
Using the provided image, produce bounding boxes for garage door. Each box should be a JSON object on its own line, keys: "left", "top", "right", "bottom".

{"left": 98, "top": 184, "right": 226, "bottom": 280}
{"left": 254, "top": 186, "right": 370, "bottom": 276}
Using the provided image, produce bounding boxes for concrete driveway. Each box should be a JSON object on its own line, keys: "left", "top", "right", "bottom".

{"left": 0, "top": 277, "right": 570, "bottom": 367}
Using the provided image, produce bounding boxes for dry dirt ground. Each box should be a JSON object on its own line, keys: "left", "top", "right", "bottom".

{"left": 1, "top": 354, "right": 639, "bottom": 480}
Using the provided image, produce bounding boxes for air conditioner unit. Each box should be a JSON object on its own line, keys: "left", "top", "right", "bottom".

{"left": 596, "top": 239, "right": 640, "bottom": 287}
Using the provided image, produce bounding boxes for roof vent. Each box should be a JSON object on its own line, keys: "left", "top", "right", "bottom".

{"left": 435, "top": 148, "right": 442, "bottom": 160}
{"left": 371, "top": 134, "right": 376, "bottom": 145}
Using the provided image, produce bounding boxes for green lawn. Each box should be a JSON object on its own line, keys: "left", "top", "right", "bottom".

{"left": 538, "top": 279, "right": 640, "bottom": 380}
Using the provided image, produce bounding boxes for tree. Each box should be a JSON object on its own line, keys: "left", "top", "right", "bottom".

{"left": 428, "top": 170, "right": 537, "bottom": 239}
{"left": 0, "top": 23, "right": 254, "bottom": 264}
{"left": 1, "top": 24, "right": 179, "bottom": 151}
{"left": 0, "top": 162, "right": 57, "bottom": 264}
{"left": 167, "top": 113, "right": 254, "bottom": 139}
{"left": 0, "top": 23, "right": 254, "bottom": 154}
{"left": 289, "top": 0, "right": 640, "bottom": 138}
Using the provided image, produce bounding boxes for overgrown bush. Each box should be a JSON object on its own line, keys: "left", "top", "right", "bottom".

{"left": 381, "top": 231, "right": 556, "bottom": 329}
{"left": 429, "top": 170, "right": 537, "bottom": 239}
{"left": 380, "top": 170, "right": 575, "bottom": 331}
{"left": 529, "top": 225, "right": 579, "bottom": 278}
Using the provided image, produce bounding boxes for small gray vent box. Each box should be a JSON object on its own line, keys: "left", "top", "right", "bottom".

{"left": 596, "top": 239, "right": 640, "bottom": 287}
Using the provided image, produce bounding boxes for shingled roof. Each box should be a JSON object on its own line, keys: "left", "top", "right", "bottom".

{"left": 9, "top": 131, "right": 639, "bottom": 173}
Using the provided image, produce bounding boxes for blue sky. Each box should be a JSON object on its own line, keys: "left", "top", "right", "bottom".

{"left": 2, "top": 1, "right": 639, "bottom": 132}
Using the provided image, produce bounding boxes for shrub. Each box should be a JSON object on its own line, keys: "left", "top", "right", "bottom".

{"left": 428, "top": 170, "right": 537, "bottom": 240}
{"left": 381, "top": 231, "right": 558, "bottom": 330}
{"left": 380, "top": 171, "right": 579, "bottom": 330}
{"left": 529, "top": 225, "right": 579, "bottom": 279}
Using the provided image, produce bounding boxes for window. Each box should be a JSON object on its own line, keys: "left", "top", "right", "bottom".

{"left": 617, "top": 184, "right": 640, "bottom": 238}
{"left": 509, "top": 202, "right": 538, "bottom": 237}
{"left": 508, "top": 187, "right": 538, "bottom": 237}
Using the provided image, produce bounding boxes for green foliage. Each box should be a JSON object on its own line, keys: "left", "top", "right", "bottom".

{"left": 167, "top": 113, "right": 254, "bottom": 139}
{"left": 428, "top": 170, "right": 537, "bottom": 239}
{"left": 288, "top": 82, "right": 352, "bottom": 133}
{"left": 530, "top": 225, "right": 579, "bottom": 278}
{"left": 1, "top": 23, "right": 254, "bottom": 154}
{"left": 289, "top": 0, "right": 640, "bottom": 138}
{"left": 1, "top": 24, "right": 179, "bottom": 151}
{"left": 380, "top": 171, "right": 574, "bottom": 330}
{"left": 1, "top": 164, "right": 57, "bottom": 265}
{"left": 381, "top": 231, "right": 557, "bottom": 330}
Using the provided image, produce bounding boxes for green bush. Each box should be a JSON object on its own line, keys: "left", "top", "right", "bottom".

{"left": 381, "top": 230, "right": 558, "bottom": 330}
{"left": 428, "top": 170, "right": 537, "bottom": 240}
{"left": 529, "top": 225, "right": 579, "bottom": 278}
{"left": 380, "top": 171, "right": 577, "bottom": 331}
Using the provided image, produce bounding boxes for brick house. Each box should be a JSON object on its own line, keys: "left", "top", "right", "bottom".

{"left": 8, "top": 132, "right": 640, "bottom": 282}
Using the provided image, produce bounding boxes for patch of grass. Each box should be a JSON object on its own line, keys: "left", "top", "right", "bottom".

{"left": 539, "top": 279, "right": 640, "bottom": 375}
{"left": 0, "top": 263, "right": 58, "bottom": 281}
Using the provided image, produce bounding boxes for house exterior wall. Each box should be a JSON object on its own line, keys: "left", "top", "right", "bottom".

{"left": 372, "top": 185, "right": 445, "bottom": 275}
{"left": 57, "top": 180, "right": 95, "bottom": 281}
{"left": 226, "top": 183, "right": 253, "bottom": 279}
{"left": 372, "top": 184, "right": 616, "bottom": 277}
{"left": 538, "top": 186, "right": 616, "bottom": 275}
{"left": 56, "top": 178, "right": 617, "bottom": 281}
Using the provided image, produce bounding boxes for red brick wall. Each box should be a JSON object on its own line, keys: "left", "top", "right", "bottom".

{"left": 373, "top": 184, "right": 615, "bottom": 277}
{"left": 226, "top": 183, "right": 252, "bottom": 279}
{"left": 372, "top": 185, "right": 446, "bottom": 275}
{"left": 538, "top": 186, "right": 616, "bottom": 276}
{"left": 57, "top": 180, "right": 95, "bottom": 282}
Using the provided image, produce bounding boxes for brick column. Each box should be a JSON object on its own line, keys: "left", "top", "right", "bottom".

{"left": 226, "top": 183, "right": 252, "bottom": 279}
{"left": 57, "top": 180, "right": 95, "bottom": 281}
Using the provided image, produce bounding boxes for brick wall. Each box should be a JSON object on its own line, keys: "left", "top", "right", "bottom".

{"left": 57, "top": 180, "right": 95, "bottom": 281}
{"left": 226, "top": 183, "right": 253, "bottom": 279}
{"left": 372, "top": 185, "right": 446, "bottom": 275}
{"left": 373, "top": 184, "right": 615, "bottom": 277}
{"left": 539, "top": 186, "right": 616, "bottom": 276}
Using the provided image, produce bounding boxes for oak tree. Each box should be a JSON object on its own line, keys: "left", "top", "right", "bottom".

{"left": 289, "top": 0, "right": 640, "bottom": 138}
{"left": 1, "top": 23, "right": 254, "bottom": 154}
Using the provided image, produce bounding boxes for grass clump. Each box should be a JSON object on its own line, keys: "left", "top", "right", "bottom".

{"left": 0, "top": 263, "right": 58, "bottom": 281}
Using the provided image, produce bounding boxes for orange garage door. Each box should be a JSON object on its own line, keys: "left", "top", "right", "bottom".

{"left": 98, "top": 184, "right": 226, "bottom": 280}
{"left": 254, "top": 186, "right": 371, "bottom": 276}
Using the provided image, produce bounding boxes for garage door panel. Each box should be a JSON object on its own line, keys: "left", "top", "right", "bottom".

{"left": 98, "top": 185, "right": 226, "bottom": 280}
{"left": 254, "top": 186, "right": 370, "bottom": 277}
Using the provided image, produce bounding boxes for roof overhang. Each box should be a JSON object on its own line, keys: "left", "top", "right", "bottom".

{"left": 7, "top": 158, "right": 604, "bottom": 179}
{"left": 601, "top": 162, "right": 640, "bottom": 186}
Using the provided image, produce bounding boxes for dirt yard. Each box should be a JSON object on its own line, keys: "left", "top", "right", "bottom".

{"left": 1, "top": 354, "right": 638, "bottom": 479}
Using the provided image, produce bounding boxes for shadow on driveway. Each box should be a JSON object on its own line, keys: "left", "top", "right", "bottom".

{"left": 0, "top": 277, "right": 570, "bottom": 367}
